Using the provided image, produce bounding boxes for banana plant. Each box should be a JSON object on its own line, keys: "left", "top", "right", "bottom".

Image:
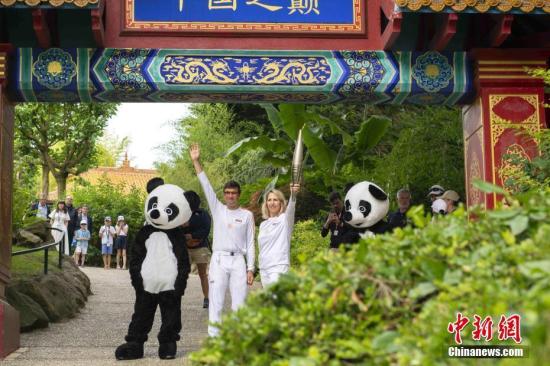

{"left": 225, "top": 103, "right": 390, "bottom": 181}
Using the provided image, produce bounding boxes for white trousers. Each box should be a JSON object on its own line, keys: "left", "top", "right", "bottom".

{"left": 208, "top": 252, "right": 248, "bottom": 337}
{"left": 260, "top": 264, "right": 289, "bottom": 288}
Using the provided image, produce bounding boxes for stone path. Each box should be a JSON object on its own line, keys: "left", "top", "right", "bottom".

{"left": 3, "top": 267, "right": 211, "bottom": 365}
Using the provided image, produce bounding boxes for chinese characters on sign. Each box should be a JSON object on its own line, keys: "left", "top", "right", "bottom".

{"left": 448, "top": 313, "right": 522, "bottom": 344}
{"left": 204, "top": 0, "right": 320, "bottom": 14}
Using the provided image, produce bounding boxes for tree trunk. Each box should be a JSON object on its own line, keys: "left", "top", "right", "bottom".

{"left": 55, "top": 173, "right": 68, "bottom": 200}
{"left": 41, "top": 164, "right": 49, "bottom": 198}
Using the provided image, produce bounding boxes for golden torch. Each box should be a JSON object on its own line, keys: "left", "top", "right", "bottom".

{"left": 291, "top": 128, "right": 304, "bottom": 185}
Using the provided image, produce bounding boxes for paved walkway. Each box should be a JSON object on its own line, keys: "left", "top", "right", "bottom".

{"left": 4, "top": 267, "right": 212, "bottom": 365}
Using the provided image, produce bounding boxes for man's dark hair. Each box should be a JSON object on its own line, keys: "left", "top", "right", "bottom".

{"left": 184, "top": 190, "right": 201, "bottom": 212}
{"left": 223, "top": 180, "right": 241, "bottom": 194}
{"left": 328, "top": 191, "right": 341, "bottom": 203}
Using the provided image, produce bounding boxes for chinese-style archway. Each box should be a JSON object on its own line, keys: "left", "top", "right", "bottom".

{"left": 0, "top": 0, "right": 548, "bottom": 358}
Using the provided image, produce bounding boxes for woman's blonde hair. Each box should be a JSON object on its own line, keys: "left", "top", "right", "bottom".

{"left": 261, "top": 189, "right": 287, "bottom": 219}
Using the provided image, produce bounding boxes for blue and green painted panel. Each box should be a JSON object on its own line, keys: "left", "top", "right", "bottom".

{"left": 10, "top": 48, "right": 473, "bottom": 105}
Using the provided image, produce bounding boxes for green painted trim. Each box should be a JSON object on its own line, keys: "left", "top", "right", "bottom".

{"left": 391, "top": 52, "right": 411, "bottom": 104}
{"left": 445, "top": 52, "right": 466, "bottom": 106}
{"left": 77, "top": 48, "right": 91, "bottom": 102}
{"left": 19, "top": 48, "right": 36, "bottom": 102}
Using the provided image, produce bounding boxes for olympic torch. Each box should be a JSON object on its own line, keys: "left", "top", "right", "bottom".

{"left": 291, "top": 128, "right": 304, "bottom": 185}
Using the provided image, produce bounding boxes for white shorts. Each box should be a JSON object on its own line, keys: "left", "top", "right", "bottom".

{"left": 75, "top": 243, "right": 88, "bottom": 255}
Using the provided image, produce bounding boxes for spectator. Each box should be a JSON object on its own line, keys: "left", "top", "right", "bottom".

{"left": 427, "top": 185, "right": 445, "bottom": 202}
{"left": 182, "top": 191, "right": 212, "bottom": 309}
{"left": 388, "top": 188, "right": 411, "bottom": 230}
{"left": 49, "top": 201, "right": 70, "bottom": 255}
{"left": 65, "top": 195, "right": 78, "bottom": 254}
{"left": 31, "top": 193, "right": 50, "bottom": 219}
{"left": 321, "top": 192, "right": 349, "bottom": 250}
{"left": 441, "top": 190, "right": 460, "bottom": 214}
{"left": 73, "top": 220, "right": 91, "bottom": 267}
{"left": 77, "top": 205, "right": 93, "bottom": 234}
{"left": 114, "top": 216, "right": 129, "bottom": 270}
{"left": 99, "top": 216, "right": 116, "bottom": 269}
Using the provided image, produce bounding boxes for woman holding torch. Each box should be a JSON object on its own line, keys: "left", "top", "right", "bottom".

{"left": 257, "top": 129, "right": 303, "bottom": 287}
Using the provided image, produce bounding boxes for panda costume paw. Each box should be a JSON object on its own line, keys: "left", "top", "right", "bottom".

{"left": 115, "top": 177, "right": 191, "bottom": 360}
{"left": 158, "top": 342, "right": 177, "bottom": 359}
{"left": 115, "top": 342, "right": 144, "bottom": 360}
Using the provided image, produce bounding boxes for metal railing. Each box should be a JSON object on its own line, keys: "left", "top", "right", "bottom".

{"left": 12, "top": 227, "right": 65, "bottom": 275}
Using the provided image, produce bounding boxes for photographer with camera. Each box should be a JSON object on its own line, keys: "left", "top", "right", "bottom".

{"left": 321, "top": 192, "right": 349, "bottom": 251}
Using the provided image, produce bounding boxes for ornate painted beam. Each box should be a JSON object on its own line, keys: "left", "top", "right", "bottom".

{"left": 0, "top": 0, "right": 98, "bottom": 8}
{"left": 394, "top": 0, "right": 549, "bottom": 14}
{"left": 9, "top": 48, "right": 474, "bottom": 104}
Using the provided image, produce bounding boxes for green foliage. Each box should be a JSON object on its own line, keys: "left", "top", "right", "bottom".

{"left": 95, "top": 132, "right": 131, "bottom": 167}
{"left": 158, "top": 104, "right": 275, "bottom": 205}
{"left": 71, "top": 177, "right": 145, "bottom": 266}
{"left": 12, "top": 183, "right": 43, "bottom": 232}
{"left": 190, "top": 187, "right": 550, "bottom": 365}
{"left": 289, "top": 220, "right": 328, "bottom": 268}
{"left": 15, "top": 103, "right": 119, "bottom": 198}
{"left": 370, "top": 106, "right": 464, "bottom": 206}
{"left": 501, "top": 129, "right": 550, "bottom": 193}
{"left": 11, "top": 245, "right": 61, "bottom": 279}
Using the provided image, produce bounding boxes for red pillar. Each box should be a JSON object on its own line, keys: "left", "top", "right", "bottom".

{"left": 463, "top": 50, "right": 548, "bottom": 209}
{"left": 0, "top": 46, "right": 19, "bottom": 359}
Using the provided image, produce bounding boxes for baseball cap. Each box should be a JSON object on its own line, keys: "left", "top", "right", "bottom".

{"left": 80, "top": 220, "right": 87, "bottom": 225}
{"left": 427, "top": 185, "right": 445, "bottom": 197}
{"left": 440, "top": 190, "right": 460, "bottom": 202}
{"left": 117, "top": 215, "right": 125, "bottom": 221}
{"left": 104, "top": 216, "right": 111, "bottom": 221}
{"left": 431, "top": 198, "right": 447, "bottom": 213}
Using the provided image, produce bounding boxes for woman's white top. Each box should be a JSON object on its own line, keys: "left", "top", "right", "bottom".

{"left": 49, "top": 210, "right": 70, "bottom": 229}
{"left": 257, "top": 195, "right": 296, "bottom": 270}
{"left": 198, "top": 171, "right": 255, "bottom": 271}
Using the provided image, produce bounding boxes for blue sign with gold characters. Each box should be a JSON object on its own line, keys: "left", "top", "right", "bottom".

{"left": 125, "top": 0, "right": 362, "bottom": 33}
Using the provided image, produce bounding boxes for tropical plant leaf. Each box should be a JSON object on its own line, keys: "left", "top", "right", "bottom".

{"left": 354, "top": 115, "right": 391, "bottom": 151}
{"left": 279, "top": 104, "right": 306, "bottom": 140}
{"left": 473, "top": 179, "right": 507, "bottom": 194}
{"left": 225, "top": 136, "right": 290, "bottom": 157}
{"left": 307, "top": 112, "right": 353, "bottom": 145}
{"left": 260, "top": 103, "right": 283, "bottom": 135}
{"left": 261, "top": 152, "right": 289, "bottom": 168}
{"left": 302, "top": 125, "right": 337, "bottom": 171}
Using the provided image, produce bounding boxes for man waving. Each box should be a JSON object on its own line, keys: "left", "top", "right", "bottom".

{"left": 189, "top": 143, "right": 255, "bottom": 337}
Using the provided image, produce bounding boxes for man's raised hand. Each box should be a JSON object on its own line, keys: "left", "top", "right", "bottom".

{"left": 189, "top": 143, "right": 200, "bottom": 161}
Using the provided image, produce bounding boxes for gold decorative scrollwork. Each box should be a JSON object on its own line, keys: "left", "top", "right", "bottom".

{"left": 469, "top": 154, "right": 482, "bottom": 205}
{"left": 0, "top": 0, "right": 98, "bottom": 7}
{"left": 395, "top": 0, "right": 549, "bottom": 13}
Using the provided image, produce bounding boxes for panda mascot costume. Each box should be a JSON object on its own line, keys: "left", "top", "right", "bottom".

{"left": 115, "top": 177, "right": 191, "bottom": 360}
{"left": 337, "top": 181, "right": 390, "bottom": 245}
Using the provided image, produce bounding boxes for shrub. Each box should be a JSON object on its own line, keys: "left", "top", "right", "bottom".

{"left": 190, "top": 187, "right": 550, "bottom": 365}
{"left": 71, "top": 178, "right": 145, "bottom": 267}
{"left": 290, "top": 219, "right": 329, "bottom": 269}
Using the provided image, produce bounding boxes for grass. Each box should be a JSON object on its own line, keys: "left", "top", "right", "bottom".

{"left": 11, "top": 244, "right": 62, "bottom": 278}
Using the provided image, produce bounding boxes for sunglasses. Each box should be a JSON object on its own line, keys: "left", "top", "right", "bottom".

{"left": 223, "top": 191, "right": 239, "bottom": 196}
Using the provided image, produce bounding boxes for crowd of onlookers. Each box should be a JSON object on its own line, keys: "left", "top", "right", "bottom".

{"left": 30, "top": 194, "right": 128, "bottom": 269}
{"left": 321, "top": 184, "right": 460, "bottom": 249}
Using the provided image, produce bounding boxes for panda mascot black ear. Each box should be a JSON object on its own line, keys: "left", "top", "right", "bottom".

{"left": 369, "top": 184, "right": 388, "bottom": 201}
{"left": 147, "top": 177, "right": 165, "bottom": 193}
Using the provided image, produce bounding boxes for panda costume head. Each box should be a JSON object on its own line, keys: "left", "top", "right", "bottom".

{"left": 343, "top": 181, "right": 389, "bottom": 232}
{"left": 145, "top": 177, "right": 192, "bottom": 230}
